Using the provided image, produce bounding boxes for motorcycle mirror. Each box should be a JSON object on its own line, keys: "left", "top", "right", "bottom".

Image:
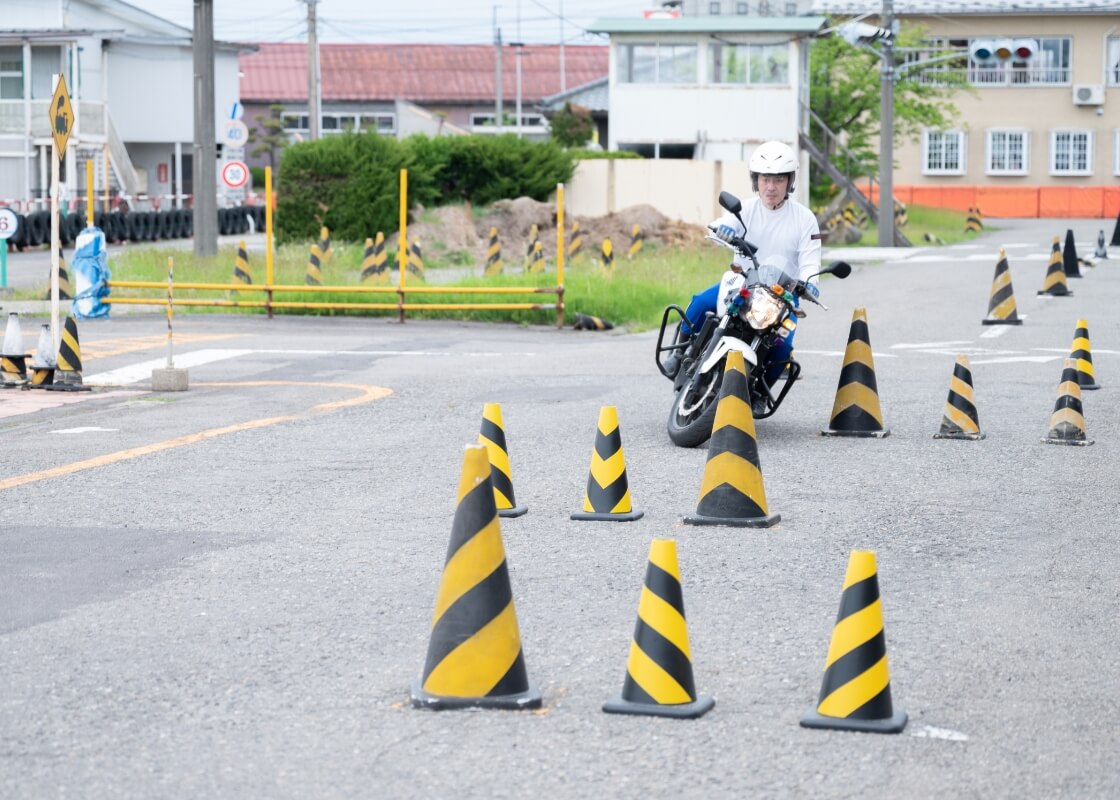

{"left": 823, "top": 260, "right": 852, "bottom": 279}
{"left": 718, "top": 191, "right": 742, "bottom": 215}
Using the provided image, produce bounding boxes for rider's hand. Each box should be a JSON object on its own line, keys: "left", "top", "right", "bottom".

{"left": 714, "top": 224, "right": 736, "bottom": 243}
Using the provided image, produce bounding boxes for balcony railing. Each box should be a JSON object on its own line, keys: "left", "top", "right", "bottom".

{"left": 912, "top": 66, "right": 1071, "bottom": 87}
{"left": 0, "top": 99, "right": 105, "bottom": 138}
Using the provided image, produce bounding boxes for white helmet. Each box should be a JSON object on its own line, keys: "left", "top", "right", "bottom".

{"left": 749, "top": 141, "right": 798, "bottom": 194}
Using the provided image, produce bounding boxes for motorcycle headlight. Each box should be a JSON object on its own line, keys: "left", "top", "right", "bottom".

{"left": 746, "top": 290, "right": 782, "bottom": 329}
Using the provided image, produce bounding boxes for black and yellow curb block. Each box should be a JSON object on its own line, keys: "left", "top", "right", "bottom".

{"left": 628, "top": 223, "right": 644, "bottom": 259}
{"left": 1038, "top": 236, "right": 1072, "bottom": 296}
{"left": 43, "top": 316, "right": 90, "bottom": 392}
{"left": 800, "top": 550, "right": 907, "bottom": 734}
{"left": 524, "top": 223, "right": 539, "bottom": 271}
{"left": 411, "top": 444, "right": 542, "bottom": 711}
{"left": 360, "top": 233, "right": 389, "bottom": 284}
{"left": 822, "top": 308, "right": 889, "bottom": 438}
{"left": 571, "top": 405, "right": 643, "bottom": 522}
{"left": 528, "top": 241, "right": 545, "bottom": 274}
{"left": 1042, "top": 359, "right": 1093, "bottom": 446}
{"left": 233, "top": 240, "right": 252, "bottom": 285}
{"left": 304, "top": 244, "right": 323, "bottom": 286}
{"left": 602, "top": 538, "right": 715, "bottom": 719}
{"left": 484, "top": 227, "right": 503, "bottom": 277}
{"left": 568, "top": 221, "right": 583, "bottom": 260}
{"left": 933, "top": 355, "right": 984, "bottom": 440}
{"left": 43, "top": 247, "right": 73, "bottom": 301}
{"left": 601, "top": 238, "right": 614, "bottom": 272}
{"left": 407, "top": 236, "right": 426, "bottom": 280}
{"left": 572, "top": 313, "right": 614, "bottom": 331}
{"left": 1062, "top": 229, "right": 1083, "bottom": 279}
{"left": 684, "top": 350, "right": 779, "bottom": 528}
{"left": 478, "top": 403, "right": 527, "bottom": 519}
{"left": 318, "top": 226, "right": 332, "bottom": 263}
{"left": 965, "top": 206, "right": 983, "bottom": 233}
{"left": 981, "top": 248, "right": 1022, "bottom": 325}
{"left": 28, "top": 323, "right": 55, "bottom": 388}
{"left": 1069, "top": 319, "right": 1099, "bottom": 390}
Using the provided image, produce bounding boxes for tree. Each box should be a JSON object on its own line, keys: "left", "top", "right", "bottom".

{"left": 548, "top": 102, "right": 594, "bottom": 148}
{"left": 808, "top": 22, "right": 968, "bottom": 205}
{"left": 249, "top": 103, "right": 291, "bottom": 170}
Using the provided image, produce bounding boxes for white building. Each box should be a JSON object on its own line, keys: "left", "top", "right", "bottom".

{"left": 0, "top": 0, "right": 247, "bottom": 210}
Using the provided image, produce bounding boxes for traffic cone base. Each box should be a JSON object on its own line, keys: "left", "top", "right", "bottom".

{"left": 800, "top": 708, "right": 908, "bottom": 734}
{"left": 603, "top": 693, "right": 714, "bottom": 719}
{"left": 684, "top": 508, "right": 779, "bottom": 528}
{"left": 981, "top": 319, "right": 1022, "bottom": 326}
{"left": 571, "top": 508, "right": 643, "bottom": 522}
{"left": 411, "top": 679, "right": 542, "bottom": 711}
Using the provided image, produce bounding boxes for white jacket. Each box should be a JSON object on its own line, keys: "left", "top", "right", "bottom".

{"left": 712, "top": 197, "right": 823, "bottom": 290}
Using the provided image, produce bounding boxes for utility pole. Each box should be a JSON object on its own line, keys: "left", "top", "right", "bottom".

{"left": 493, "top": 6, "right": 503, "bottom": 133}
{"left": 512, "top": 43, "right": 523, "bottom": 138}
{"left": 192, "top": 0, "right": 217, "bottom": 257}
{"left": 878, "top": 0, "right": 895, "bottom": 248}
{"left": 307, "top": 0, "right": 320, "bottom": 140}
{"left": 559, "top": 0, "right": 566, "bottom": 93}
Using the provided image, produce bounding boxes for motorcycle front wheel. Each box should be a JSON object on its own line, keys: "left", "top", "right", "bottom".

{"left": 667, "top": 361, "right": 724, "bottom": 447}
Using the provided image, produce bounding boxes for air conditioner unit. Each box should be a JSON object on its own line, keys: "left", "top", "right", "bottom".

{"left": 1072, "top": 84, "right": 1105, "bottom": 106}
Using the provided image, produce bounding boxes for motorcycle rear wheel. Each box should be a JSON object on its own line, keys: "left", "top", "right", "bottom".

{"left": 667, "top": 364, "right": 724, "bottom": 447}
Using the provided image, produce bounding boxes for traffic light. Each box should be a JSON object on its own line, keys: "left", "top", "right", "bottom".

{"left": 970, "top": 38, "right": 1038, "bottom": 63}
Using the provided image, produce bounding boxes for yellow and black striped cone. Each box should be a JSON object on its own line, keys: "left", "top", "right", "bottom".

{"left": 29, "top": 323, "right": 55, "bottom": 388}
{"left": 1042, "top": 359, "right": 1093, "bottom": 446}
{"left": 1069, "top": 319, "right": 1099, "bottom": 390}
{"left": 601, "top": 238, "right": 614, "bottom": 272}
{"left": 305, "top": 244, "right": 323, "bottom": 285}
{"left": 572, "top": 313, "right": 614, "bottom": 331}
{"left": 479, "top": 403, "right": 527, "bottom": 518}
{"left": 407, "top": 236, "right": 426, "bottom": 280}
{"left": 318, "top": 226, "right": 332, "bottom": 263}
{"left": 1062, "top": 229, "right": 1083, "bottom": 279}
{"left": 603, "top": 538, "right": 715, "bottom": 719}
{"left": 822, "top": 308, "right": 889, "bottom": 437}
{"left": 528, "top": 241, "right": 545, "bottom": 273}
{"left": 0, "top": 312, "right": 29, "bottom": 387}
{"left": 43, "top": 248, "right": 73, "bottom": 300}
{"left": 360, "top": 232, "right": 388, "bottom": 284}
{"left": 44, "top": 316, "right": 91, "bottom": 392}
{"left": 524, "top": 223, "right": 539, "bottom": 271}
{"left": 484, "top": 227, "right": 503, "bottom": 276}
{"left": 411, "top": 444, "right": 541, "bottom": 711}
{"left": 568, "top": 221, "right": 583, "bottom": 260}
{"left": 965, "top": 206, "right": 983, "bottom": 233}
{"left": 628, "top": 223, "right": 644, "bottom": 259}
{"left": 233, "top": 240, "right": 252, "bottom": 284}
{"left": 981, "top": 248, "right": 1022, "bottom": 325}
{"left": 571, "top": 405, "right": 643, "bottom": 521}
{"left": 933, "top": 355, "right": 984, "bottom": 440}
{"left": 684, "top": 350, "right": 779, "bottom": 528}
{"left": 1038, "top": 236, "right": 1071, "bottom": 296}
{"left": 801, "top": 550, "right": 907, "bottom": 734}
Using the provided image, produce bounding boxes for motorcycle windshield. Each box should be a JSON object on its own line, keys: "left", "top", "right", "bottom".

{"left": 751, "top": 263, "right": 799, "bottom": 291}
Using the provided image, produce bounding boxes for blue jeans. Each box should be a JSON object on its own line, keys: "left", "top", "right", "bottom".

{"left": 683, "top": 282, "right": 795, "bottom": 384}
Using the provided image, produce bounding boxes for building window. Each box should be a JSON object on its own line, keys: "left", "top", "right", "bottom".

{"left": 30, "top": 46, "right": 61, "bottom": 100}
{"left": 986, "top": 130, "right": 1029, "bottom": 175}
{"left": 470, "top": 112, "right": 546, "bottom": 131}
{"left": 709, "top": 1, "right": 721, "bottom": 14}
{"left": 359, "top": 114, "right": 396, "bottom": 134}
{"left": 0, "top": 47, "right": 22, "bottom": 99}
{"left": 618, "top": 43, "right": 697, "bottom": 84}
{"left": 923, "top": 129, "right": 966, "bottom": 175}
{"left": 282, "top": 112, "right": 395, "bottom": 136}
{"left": 1108, "top": 37, "right": 1120, "bottom": 86}
{"left": 758, "top": 0, "right": 771, "bottom": 14}
{"left": 1050, "top": 130, "right": 1093, "bottom": 175}
{"left": 736, "top": 2, "right": 749, "bottom": 14}
{"left": 709, "top": 43, "right": 789, "bottom": 85}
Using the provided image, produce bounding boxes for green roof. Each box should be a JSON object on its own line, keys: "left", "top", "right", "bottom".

{"left": 588, "top": 16, "right": 827, "bottom": 35}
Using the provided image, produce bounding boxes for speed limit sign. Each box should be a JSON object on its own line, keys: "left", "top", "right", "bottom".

{"left": 221, "top": 160, "right": 249, "bottom": 189}
{"left": 0, "top": 207, "right": 18, "bottom": 240}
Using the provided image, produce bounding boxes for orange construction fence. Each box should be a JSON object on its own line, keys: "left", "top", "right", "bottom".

{"left": 858, "top": 184, "right": 1120, "bottom": 219}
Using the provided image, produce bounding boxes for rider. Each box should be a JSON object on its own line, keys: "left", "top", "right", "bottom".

{"left": 668, "top": 140, "right": 822, "bottom": 389}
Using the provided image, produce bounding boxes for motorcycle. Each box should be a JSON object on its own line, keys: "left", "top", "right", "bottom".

{"left": 655, "top": 191, "right": 852, "bottom": 448}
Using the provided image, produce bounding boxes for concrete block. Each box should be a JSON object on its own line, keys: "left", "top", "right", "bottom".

{"left": 151, "top": 367, "right": 189, "bottom": 392}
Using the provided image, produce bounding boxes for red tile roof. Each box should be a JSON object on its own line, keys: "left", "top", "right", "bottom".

{"left": 241, "top": 43, "right": 609, "bottom": 104}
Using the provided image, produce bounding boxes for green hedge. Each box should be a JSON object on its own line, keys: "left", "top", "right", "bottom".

{"left": 276, "top": 133, "right": 574, "bottom": 243}
{"left": 572, "top": 149, "right": 643, "bottom": 160}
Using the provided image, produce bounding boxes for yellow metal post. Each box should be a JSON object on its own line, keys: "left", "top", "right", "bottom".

{"left": 556, "top": 182, "right": 565, "bottom": 328}
{"left": 398, "top": 168, "right": 408, "bottom": 322}
{"left": 85, "top": 160, "right": 94, "bottom": 227}
{"left": 265, "top": 166, "right": 274, "bottom": 317}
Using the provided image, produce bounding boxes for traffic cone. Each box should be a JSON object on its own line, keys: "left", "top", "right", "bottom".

{"left": 981, "top": 248, "right": 1022, "bottom": 325}
{"left": 44, "top": 316, "right": 91, "bottom": 392}
{"left": 0, "top": 312, "right": 29, "bottom": 387}
{"left": 484, "top": 227, "right": 503, "bottom": 276}
{"left": 29, "top": 323, "right": 56, "bottom": 387}
{"left": 800, "top": 550, "right": 907, "bottom": 734}
{"left": 822, "top": 308, "right": 889, "bottom": 437}
{"left": 360, "top": 232, "right": 388, "bottom": 284}
{"left": 1042, "top": 359, "right": 1093, "bottom": 446}
{"left": 43, "top": 247, "right": 72, "bottom": 300}
{"left": 933, "top": 355, "right": 984, "bottom": 440}
{"left": 1069, "top": 319, "right": 1099, "bottom": 390}
{"left": 603, "top": 538, "right": 715, "bottom": 719}
{"left": 1094, "top": 230, "right": 1108, "bottom": 260}
{"left": 411, "top": 444, "right": 542, "bottom": 711}
{"left": 628, "top": 223, "right": 644, "bottom": 259}
{"left": 304, "top": 244, "right": 322, "bottom": 285}
{"left": 407, "top": 236, "right": 426, "bottom": 280}
{"left": 568, "top": 221, "right": 584, "bottom": 260}
{"left": 1037, "top": 237, "right": 1071, "bottom": 296}
{"left": 572, "top": 313, "right": 614, "bottom": 331}
{"left": 571, "top": 405, "right": 643, "bottom": 521}
{"left": 318, "top": 226, "right": 332, "bottom": 263}
{"left": 965, "top": 206, "right": 983, "bottom": 233}
{"left": 684, "top": 350, "right": 779, "bottom": 528}
{"left": 1110, "top": 210, "right": 1120, "bottom": 247}
{"left": 528, "top": 240, "right": 545, "bottom": 273}
{"left": 478, "top": 403, "right": 527, "bottom": 518}
{"left": 1062, "top": 229, "right": 1083, "bottom": 279}
{"left": 601, "top": 238, "right": 615, "bottom": 272}
{"left": 232, "top": 240, "right": 252, "bottom": 284}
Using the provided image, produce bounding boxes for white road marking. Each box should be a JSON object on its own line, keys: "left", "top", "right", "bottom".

{"left": 891, "top": 341, "right": 973, "bottom": 349}
{"left": 970, "top": 355, "right": 1063, "bottom": 365}
{"left": 51, "top": 426, "right": 120, "bottom": 434}
{"left": 249, "top": 349, "right": 539, "bottom": 357}
{"left": 1033, "top": 347, "right": 1118, "bottom": 354}
{"left": 948, "top": 244, "right": 982, "bottom": 250}
{"left": 911, "top": 725, "right": 969, "bottom": 742}
{"left": 980, "top": 326, "right": 1014, "bottom": 339}
{"left": 84, "top": 349, "right": 255, "bottom": 386}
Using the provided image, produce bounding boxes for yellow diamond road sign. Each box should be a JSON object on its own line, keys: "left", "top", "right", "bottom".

{"left": 50, "top": 74, "right": 74, "bottom": 159}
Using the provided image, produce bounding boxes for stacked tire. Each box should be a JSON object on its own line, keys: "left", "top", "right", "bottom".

{"left": 6, "top": 204, "right": 260, "bottom": 247}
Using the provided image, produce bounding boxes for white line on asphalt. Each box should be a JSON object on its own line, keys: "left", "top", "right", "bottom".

{"left": 948, "top": 244, "right": 982, "bottom": 250}
{"left": 980, "top": 326, "right": 1013, "bottom": 339}
{"left": 84, "top": 349, "right": 255, "bottom": 386}
{"left": 891, "top": 341, "right": 973, "bottom": 349}
{"left": 51, "top": 427, "right": 120, "bottom": 434}
{"left": 248, "top": 349, "right": 539, "bottom": 357}
{"left": 911, "top": 725, "right": 969, "bottom": 742}
{"left": 970, "top": 355, "right": 1063, "bottom": 364}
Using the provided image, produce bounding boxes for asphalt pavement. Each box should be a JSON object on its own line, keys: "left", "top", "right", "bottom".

{"left": 1, "top": 219, "right": 1118, "bottom": 798}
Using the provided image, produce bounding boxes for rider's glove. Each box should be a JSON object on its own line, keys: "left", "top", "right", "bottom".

{"left": 804, "top": 281, "right": 820, "bottom": 300}
{"left": 714, "top": 224, "right": 736, "bottom": 243}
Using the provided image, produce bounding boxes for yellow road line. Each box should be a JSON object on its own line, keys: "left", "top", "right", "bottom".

{"left": 0, "top": 381, "right": 392, "bottom": 491}
{"left": 80, "top": 333, "right": 244, "bottom": 360}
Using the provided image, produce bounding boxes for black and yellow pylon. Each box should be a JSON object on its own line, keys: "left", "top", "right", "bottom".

{"left": 893, "top": 201, "right": 908, "bottom": 228}
{"left": 318, "top": 226, "right": 332, "bottom": 263}
{"left": 981, "top": 248, "right": 1022, "bottom": 325}
{"left": 43, "top": 247, "right": 72, "bottom": 300}
{"left": 684, "top": 350, "right": 779, "bottom": 528}
{"left": 479, "top": 403, "right": 527, "bottom": 518}
{"left": 965, "top": 206, "right": 983, "bottom": 233}
{"left": 801, "top": 550, "right": 907, "bottom": 733}
{"left": 822, "top": 308, "right": 889, "bottom": 438}
{"left": 572, "top": 313, "right": 614, "bottom": 331}
{"left": 603, "top": 538, "right": 715, "bottom": 719}
{"left": 411, "top": 444, "right": 542, "bottom": 711}
{"left": 1038, "top": 236, "right": 1072, "bottom": 296}
{"left": 1069, "top": 319, "right": 1099, "bottom": 390}
{"left": 933, "top": 355, "right": 984, "bottom": 440}
{"left": 628, "top": 223, "right": 644, "bottom": 259}
{"left": 232, "top": 239, "right": 252, "bottom": 285}
{"left": 571, "top": 405, "right": 643, "bottom": 521}
{"left": 360, "top": 232, "right": 388, "bottom": 284}
{"left": 0, "top": 312, "right": 29, "bottom": 387}
{"left": 304, "top": 244, "right": 323, "bottom": 285}
{"left": 1042, "top": 359, "right": 1093, "bottom": 446}
{"left": 484, "top": 227, "right": 503, "bottom": 277}
{"left": 528, "top": 241, "right": 545, "bottom": 273}
{"left": 1062, "top": 229, "right": 1083, "bottom": 279}
{"left": 601, "top": 238, "right": 615, "bottom": 272}
{"left": 568, "top": 221, "right": 584, "bottom": 260}
{"left": 407, "top": 236, "right": 426, "bottom": 280}
{"left": 524, "top": 223, "right": 539, "bottom": 271}
{"left": 44, "top": 316, "right": 90, "bottom": 392}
